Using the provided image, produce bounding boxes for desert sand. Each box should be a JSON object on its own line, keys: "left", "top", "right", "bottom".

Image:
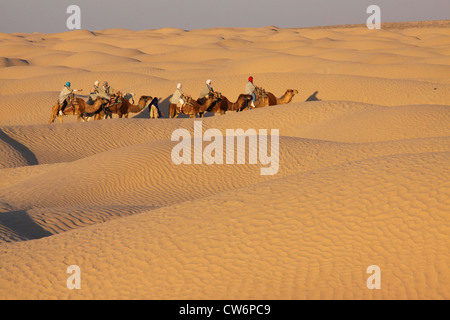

{"left": 0, "top": 21, "right": 449, "bottom": 299}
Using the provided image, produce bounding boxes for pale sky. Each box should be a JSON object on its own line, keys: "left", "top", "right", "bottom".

{"left": 0, "top": 0, "right": 449, "bottom": 33}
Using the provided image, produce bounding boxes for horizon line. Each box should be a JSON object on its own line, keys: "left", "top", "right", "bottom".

{"left": 4, "top": 19, "right": 450, "bottom": 36}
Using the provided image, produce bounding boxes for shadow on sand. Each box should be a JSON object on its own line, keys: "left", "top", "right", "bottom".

{"left": 0, "top": 128, "right": 38, "bottom": 166}
{"left": 132, "top": 95, "right": 172, "bottom": 119}
{"left": 0, "top": 210, "right": 52, "bottom": 241}
{"left": 306, "top": 91, "right": 321, "bottom": 102}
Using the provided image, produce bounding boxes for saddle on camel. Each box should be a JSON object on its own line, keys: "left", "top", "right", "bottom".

{"left": 57, "top": 82, "right": 83, "bottom": 117}
{"left": 60, "top": 93, "right": 79, "bottom": 115}
{"left": 81, "top": 95, "right": 116, "bottom": 121}
{"left": 251, "top": 87, "right": 269, "bottom": 109}
{"left": 169, "top": 93, "right": 200, "bottom": 118}
{"left": 179, "top": 94, "right": 197, "bottom": 114}
{"left": 98, "top": 93, "right": 152, "bottom": 119}
{"left": 97, "top": 92, "right": 124, "bottom": 119}
{"left": 49, "top": 93, "right": 86, "bottom": 124}
{"left": 198, "top": 91, "right": 223, "bottom": 117}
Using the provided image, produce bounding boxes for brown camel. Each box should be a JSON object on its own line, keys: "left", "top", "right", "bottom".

{"left": 80, "top": 97, "right": 112, "bottom": 122}
{"left": 197, "top": 92, "right": 223, "bottom": 117}
{"left": 101, "top": 95, "right": 152, "bottom": 119}
{"left": 169, "top": 94, "right": 218, "bottom": 119}
{"left": 208, "top": 94, "right": 253, "bottom": 114}
{"left": 267, "top": 89, "right": 299, "bottom": 105}
{"left": 48, "top": 94, "right": 88, "bottom": 124}
{"left": 240, "top": 88, "right": 270, "bottom": 111}
{"left": 240, "top": 89, "right": 298, "bottom": 111}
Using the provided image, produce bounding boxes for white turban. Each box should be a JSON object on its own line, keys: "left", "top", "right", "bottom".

{"left": 177, "top": 83, "right": 182, "bottom": 89}
{"left": 206, "top": 79, "right": 212, "bottom": 85}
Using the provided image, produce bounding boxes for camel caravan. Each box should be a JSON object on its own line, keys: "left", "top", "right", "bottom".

{"left": 49, "top": 81, "right": 156, "bottom": 124}
{"left": 49, "top": 77, "right": 298, "bottom": 124}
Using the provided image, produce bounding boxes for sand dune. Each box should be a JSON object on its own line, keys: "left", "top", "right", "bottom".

{"left": 0, "top": 133, "right": 448, "bottom": 240}
{"left": 0, "top": 21, "right": 449, "bottom": 300}
{"left": 0, "top": 65, "right": 86, "bottom": 80}
{"left": 0, "top": 57, "right": 29, "bottom": 68}
{"left": 0, "top": 151, "right": 448, "bottom": 299}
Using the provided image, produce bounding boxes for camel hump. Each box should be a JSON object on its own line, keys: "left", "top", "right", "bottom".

{"left": 267, "top": 92, "right": 277, "bottom": 105}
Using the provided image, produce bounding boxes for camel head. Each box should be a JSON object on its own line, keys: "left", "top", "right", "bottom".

{"left": 138, "top": 95, "right": 152, "bottom": 104}
{"left": 135, "top": 95, "right": 152, "bottom": 109}
{"left": 213, "top": 91, "right": 222, "bottom": 101}
{"left": 139, "top": 95, "right": 152, "bottom": 101}
{"left": 238, "top": 94, "right": 253, "bottom": 101}
{"left": 207, "top": 92, "right": 222, "bottom": 102}
{"left": 287, "top": 89, "right": 299, "bottom": 95}
{"left": 94, "top": 97, "right": 109, "bottom": 106}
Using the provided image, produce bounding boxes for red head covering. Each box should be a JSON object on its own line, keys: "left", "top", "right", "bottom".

{"left": 248, "top": 76, "right": 253, "bottom": 82}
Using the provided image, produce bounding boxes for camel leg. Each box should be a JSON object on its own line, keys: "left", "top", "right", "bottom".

{"left": 48, "top": 104, "right": 60, "bottom": 124}
{"left": 96, "top": 112, "right": 104, "bottom": 120}
{"left": 48, "top": 114, "right": 56, "bottom": 124}
{"left": 48, "top": 110, "right": 57, "bottom": 124}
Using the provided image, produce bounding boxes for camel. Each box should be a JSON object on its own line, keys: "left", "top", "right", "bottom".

{"left": 169, "top": 93, "right": 220, "bottom": 118}
{"left": 101, "top": 95, "right": 152, "bottom": 119}
{"left": 239, "top": 88, "right": 270, "bottom": 112}
{"left": 197, "top": 92, "right": 223, "bottom": 117}
{"left": 240, "top": 89, "right": 298, "bottom": 111}
{"left": 123, "top": 92, "right": 135, "bottom": 104}
{"left": 169, "top": 99, "right": 197, "bottom": 118}
{"left": 80, "top": 97, "right": 112, "bottom": 122}
{"left": 267, "top": 89, "right": 299, "bottom": 105}
{"left": 207, "top": 94, "right": 253, "bottom": 114}
{"left": 48, "top": 94, "right": 86, "bottom": 124}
